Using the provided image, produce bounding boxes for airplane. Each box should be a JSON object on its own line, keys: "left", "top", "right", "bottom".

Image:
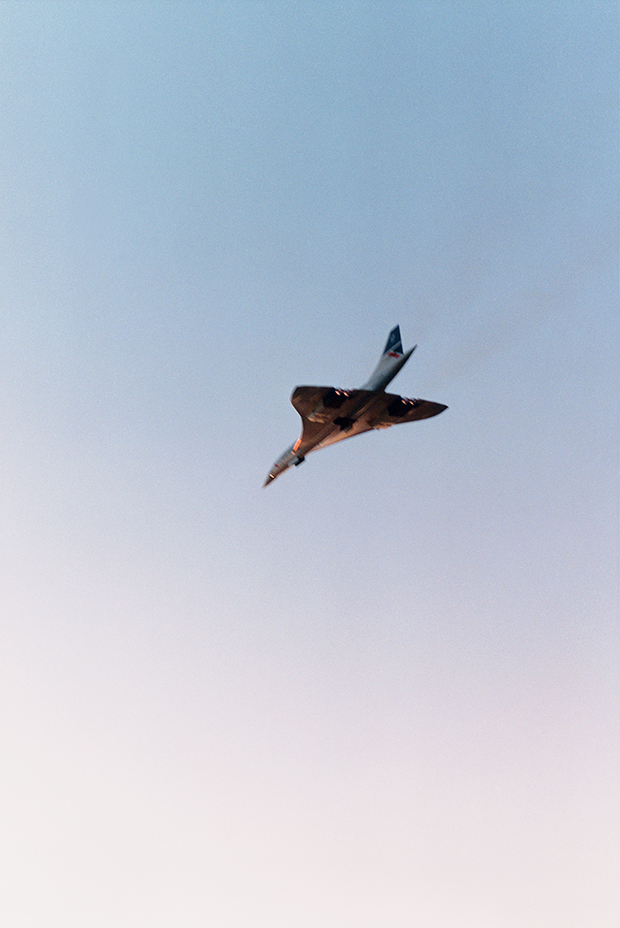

{"left": 264, "top": 325, "right": 447, "bottom": 486}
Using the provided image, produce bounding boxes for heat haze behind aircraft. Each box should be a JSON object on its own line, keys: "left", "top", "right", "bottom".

{"left": 264, "top": 326, "right": 447, "bottom": 485}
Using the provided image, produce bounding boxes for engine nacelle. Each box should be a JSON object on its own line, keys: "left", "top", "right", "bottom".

{"left": 387, "top": 396, "right": 420, "bottom": 417}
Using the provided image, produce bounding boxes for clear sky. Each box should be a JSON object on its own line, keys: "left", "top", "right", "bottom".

{"left": 1, "top": 3, "right": 617, "bottom": 926}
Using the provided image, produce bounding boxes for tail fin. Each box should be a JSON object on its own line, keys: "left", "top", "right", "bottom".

{"left": 383, "top": 325, "right": 404, "bottom": 357}
{"left": 361, "top": 325, "right": 416, "bottom": 392}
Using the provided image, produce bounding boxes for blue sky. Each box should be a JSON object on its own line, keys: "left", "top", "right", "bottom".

{"left": 1, "top": 3, "right": 617, "bottom": 926}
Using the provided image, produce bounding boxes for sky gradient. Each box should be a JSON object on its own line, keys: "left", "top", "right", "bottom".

{"left": 1, "top": 3, "right": 618, "bottom": 926}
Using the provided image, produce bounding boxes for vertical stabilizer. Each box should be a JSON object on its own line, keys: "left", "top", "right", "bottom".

{"left": 383, "top": 325, "right": 404, "bottom": 356}
{"left": 361, "top": 325, "right": 416, "bottom": 392}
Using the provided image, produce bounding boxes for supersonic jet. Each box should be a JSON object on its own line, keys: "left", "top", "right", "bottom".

{"left": 264, "top": 326, "right": 447, "bottom": 485}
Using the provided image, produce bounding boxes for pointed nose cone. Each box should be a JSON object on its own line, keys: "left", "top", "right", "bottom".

{"left": 263, "top": 473, "right": 276, "bottom": 487}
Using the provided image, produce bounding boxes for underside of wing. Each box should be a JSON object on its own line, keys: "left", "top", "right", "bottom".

{"left": 289, "top": 386, "right": 447, "bottom": 457}
{"left": 369, "top": 392, "right": 448, "bottom": 428}
{"left": 290, "top": 386, "right": 375, "bottom": 453}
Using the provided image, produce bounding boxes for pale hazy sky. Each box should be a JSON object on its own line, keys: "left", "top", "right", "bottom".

{"left": 1, "top": 3, "right": 617, "bottom": 926}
